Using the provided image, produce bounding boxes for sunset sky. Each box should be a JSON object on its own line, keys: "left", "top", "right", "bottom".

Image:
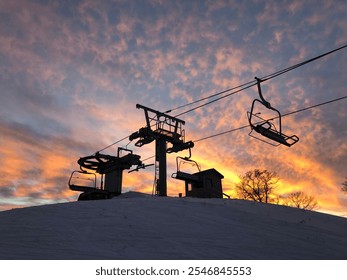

{"left": 1, "top": 0, "right": 347, "bottom": 216}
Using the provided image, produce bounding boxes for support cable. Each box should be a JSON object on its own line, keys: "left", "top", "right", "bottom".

{"left": 193, "top": 95, "right": 347, "bottom": 143}
{"left": 260, "top": 44, "right": 347, "bottom": 82}
{"left": 113, "top": 95, "right": 347, "bottom": 163}
{"left": 95, "top": 44, "right": 347, "bottom": 153}
{"left": 174, "top": 82, "right": 257, "bottom": 118}
{"left": 168, "top": 43, "right": 347, "bottom": 117}
{"left": 165, "top": 80, "right": 256, "bottom": 114}
{"left": 96, "top": 135, "right": 131, "bottom": 154}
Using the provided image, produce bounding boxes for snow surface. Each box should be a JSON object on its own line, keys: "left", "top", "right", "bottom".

{"left": 0, "top": 192, "right": 346, "bottom": 260}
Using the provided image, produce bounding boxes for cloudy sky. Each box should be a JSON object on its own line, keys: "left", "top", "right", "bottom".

{"left": 1, "top": 0, "right": 347, "bottom": 215}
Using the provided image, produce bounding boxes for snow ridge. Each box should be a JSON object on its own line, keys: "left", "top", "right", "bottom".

{"left": 0, "top": 192, "right": 346, "bottom": 260}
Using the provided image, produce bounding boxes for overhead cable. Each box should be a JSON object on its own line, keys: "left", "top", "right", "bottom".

{"left": 96, "top": 135, "right": 131, "bottom": 154}
{"left": 96, "top": 44, "right": 347, "bottom": 153}
{"left": 165, "top": 80, "right": 256, "bottom": 114}
{"left": 168, "top": 43, "right": 347, "bottom": 117}
{"left": 174, "top": 82, "right": 257, "bottom": 117}
{"left": 193, "top": 94, "right": 347, "bottom": 143}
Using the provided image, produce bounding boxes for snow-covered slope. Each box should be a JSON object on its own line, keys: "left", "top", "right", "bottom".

{"left": 0, "top": 192, "right": 346, "bottom": 260}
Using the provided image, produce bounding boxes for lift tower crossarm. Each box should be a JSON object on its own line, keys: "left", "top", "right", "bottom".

{"left": 136, "top": 104, "right": 185, "bottom": 125}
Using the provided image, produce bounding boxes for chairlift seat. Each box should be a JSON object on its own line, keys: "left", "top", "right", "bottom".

{"left": 69, "top": 184, "right": 99, "bottom": 192}
{"left": 254, "top": 123, "right": 299, "bottom": 147}
{"left": 173, "top": 171, "right": 199, "bottom": 182}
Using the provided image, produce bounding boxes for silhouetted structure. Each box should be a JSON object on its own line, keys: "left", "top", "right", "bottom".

{"left": 248, "top": 77, "right": 299, "bottom": 147}
{"left": 174, "top": 168, "right": 224, "bottom": 198}
{"left": 68, "top": 148, "right": 145, "bottom": 200}
{"left": 129, "top": 104, "right": 193, "bottom": 196}
{"left": 68, "top": 104, "right": 224, "bottom": 200}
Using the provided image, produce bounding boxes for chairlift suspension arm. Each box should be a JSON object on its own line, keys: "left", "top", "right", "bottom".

{"left": 254, "top": 77, "right": 283, "bottom": 135}
{"left": 255, "top": 77, "right": 271, "bottom": 108}
{"left": 117, "top": 147, "right": 133, "bottom": 157}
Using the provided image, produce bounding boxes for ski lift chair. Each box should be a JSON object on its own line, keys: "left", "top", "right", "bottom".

{"left": 171, "top": 147, "right": 201, "bottom": 181}
{"left": 248, "top": 77, "right": 299, "bottom": 147}
{"left": 68, "top": 165, "right": 113, "bottom": 200}
{"left": 68, "top": 169, "right": 97, "bottom": 192}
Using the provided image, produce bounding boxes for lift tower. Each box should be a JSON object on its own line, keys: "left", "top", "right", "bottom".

{"left": 129, "top": 104, "right": 193, "bottom": 196}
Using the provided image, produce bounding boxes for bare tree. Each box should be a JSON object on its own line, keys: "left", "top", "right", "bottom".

{"left": 235, "top": 169, "right": 278, "bottom": 203}
{"left": 281, "top": 191, "right": 318, "bottom": 210}
{"left": 342, "top": 178, "right": 347, "bottom": 193}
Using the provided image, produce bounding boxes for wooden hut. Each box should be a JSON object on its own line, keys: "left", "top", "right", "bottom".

{"left": 175, "top": 168, "right": 224, "bottom": 198}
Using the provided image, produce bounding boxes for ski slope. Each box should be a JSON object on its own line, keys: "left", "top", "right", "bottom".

{"left": 0, "top": 192, "right": 346, "bottom": 259}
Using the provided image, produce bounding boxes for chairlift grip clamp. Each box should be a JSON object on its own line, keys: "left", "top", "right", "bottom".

{"left": 255, "top": 77, "right": 271, "bottom": 108}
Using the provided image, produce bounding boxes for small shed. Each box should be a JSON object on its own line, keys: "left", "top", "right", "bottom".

{"left": 174, "top": 168, "right": 224, "bottom": 198}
